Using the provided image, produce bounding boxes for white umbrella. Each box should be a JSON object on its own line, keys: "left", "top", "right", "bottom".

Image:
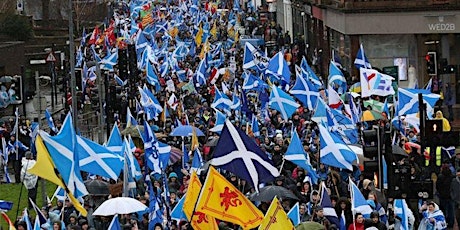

{"left": 93, "top": 197, "right": 147, "bottom": 216}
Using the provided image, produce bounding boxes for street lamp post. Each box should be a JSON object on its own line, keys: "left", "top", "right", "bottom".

{"left": 301, "top": 12, "right": 307, "bottom": 48}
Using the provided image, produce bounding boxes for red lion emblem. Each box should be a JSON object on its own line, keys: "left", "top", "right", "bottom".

{"left": 194, "top": 211, "right": 209, "bottom": 224}
{"left": 220, "top": 187, "right": 242, "bottom": 211}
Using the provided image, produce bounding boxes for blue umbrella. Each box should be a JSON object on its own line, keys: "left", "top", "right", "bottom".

{"left": 0, "top": 200, "right": 13, "bottom": 211}
{"left": 170, "top": 125, "right": 205, "bottom": 137}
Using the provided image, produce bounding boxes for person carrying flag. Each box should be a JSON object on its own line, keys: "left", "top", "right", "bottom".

{"left": 7, "top": 135, "right": 28, "bottom": 183}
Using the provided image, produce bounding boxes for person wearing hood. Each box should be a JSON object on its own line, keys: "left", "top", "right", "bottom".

{"left": 364, "top": 211, "right": 386, "bottom": 230}
{"left": 21, "top": 151, "right": 38, "bottom": 209}
{"left": 419, "top": 201, "right": 447, "bottom": 230}
{"left": 434, "top": 111, "right": 451, "bottom": 131}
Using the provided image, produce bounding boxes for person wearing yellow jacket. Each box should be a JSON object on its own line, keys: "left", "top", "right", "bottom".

{"left": 435, "top": 111, "right": 451, "bottom": 132}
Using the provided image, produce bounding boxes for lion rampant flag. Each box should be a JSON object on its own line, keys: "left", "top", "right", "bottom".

{"left": 183, "top": 171, "right": 218, "bottom": 230}
{"left": 258, "top": 196, "right": 294, "bottom": 230}
{"left": 195, "top": 167, "right": 264, "bottom": 229}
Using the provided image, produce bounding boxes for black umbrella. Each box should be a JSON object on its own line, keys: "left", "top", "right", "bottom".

{"left": 84, "top": 179, "right": 110, "bottom": 195}
{"left": 249, "top": 185, "right": 299, "bottom": 202}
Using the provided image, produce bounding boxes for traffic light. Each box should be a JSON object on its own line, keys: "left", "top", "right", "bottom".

{"left": 362, "top": 128, "right": 379, "bottom": 159}
{"left": 425, "top": 51, "right": 437, "bottom": 75}
{"left": 118, "top": 49, "right": 129, "bottom": 80}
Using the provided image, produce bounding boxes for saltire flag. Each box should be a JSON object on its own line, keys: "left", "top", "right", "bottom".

{"left": 114, "top": 74, "right": 127, "bottom": 87}
{"left": 195, "top": 167, "right": 263, "bottom": 229}
{"left": 135, "top": 29, "right": 149, "bottom": 54}
{"left": 33, "top": 214, "right": 40, "bottom": 230}
{"left": 195, "top": 58, "right": 208, "bottom": 87}
{"left": 190, "top": 148, "right": 204, "bottom": 175}
{"left": 1, "top": 137, "right": 11, "bottom": 183}
{"left": 147, "top": 176, "right": 164, "bottom": 229}
{"left": 425, "top": 77, "right": 433, "bottom": 92}
{"left": 284, "top": 131, "right": 318, "bottom": 184}
{"left": 289, "top": 70, "right": 319, "bottom": 110}
{"left": 328, "top": 61, "right": 347, "bottom": 95}
{"left": 1, "top": 211, "right": 16, "bottom": 230}
{"left": 327, "top": 108, "right": 358, "bottom": 145}
{"left": 287, "top": 202, "right": 301, "bottom": 226}
{"left": 354, "top": 43, "right": 372, "bottom": 70}
{"left": 211, "top": 86, "right": 232, "bottom": 114}
{"left": 182, "top": 139, "right": 190, "bottom": 170}
{"left": 243, "top": 42, "right": 268, "bottom": 71}
{"left": 266, "top": 51, "right": 291, "bottom": 83}
{"left": 269, "top": 85, "right": 300, "bottom": 121}
{"left": 29, "top": 198, "right": 49, "bottom": 226}
{"left": 101, "top": 49, "right": 118, "bottom": 71}
{"left": 126, "top": 136, "right": 142, "bottom": 181}
{"left": 318, "top": 121, "right": 357, "bottom": 170}
{"left": 382, "top": 97, "right": 390, "bottom": 117}
{"left": 360, "top": 68, "right": 395, "bottom": 98}
{"left": 146, "top": 62, "right": 160, "bottom": 90}
{"left": 171, "top": 194, "right": 187, "bottom": 221}
{"left": 10, "top": 107, "right": 19, "bottom": 136}
{"left": 52, "top": 186, "right": 66, "bottom": 201}
{"left": 38, "top": 113, "right": 89, "bottom": 200}
{"left": 396, "top": 88, "right": 440, "bottom": 118}
{"left": 230, "top": 93, "right": 241, "bottom": 111}
{"left": 332, "top": 49, "right": 343, "bottom": 69}
{"left": 319, "top": 182, "right": 340, "bottom": 227}
{"left": 312, "top": 97, "right": 328, "bottom": 124}
{"left": 126, "top": 107, "right": 138, "bottom": 128}
{"left": 183, "top": 171, "right": 219, "bottom": 230}
{"left": 22, "top": 208, "right": 33, "bottom": 230}
{"left": 209, "top": 109, "right": 226, "bottom": 134}
{"left": 301, "top": 56, "right": 322, "bottom": 89}
{"left": 242, "top": 72, "right": 268, "bottom": 91}
{"left": 348, "top": 93, "right": 361, "bottom": 125}
{"left": 143, "top": 121, "right": 162, "bottom": 174}
{"left": 106, "top": 123, "right": 123, "bottom": 154}
{"left": 394, "top": 199, "right": 410, "bottom": 230}
{"left": 77, "top": 135, "right": 123, "bottom": 180}
{"left": 76, "top": 46, "right": 83, "bottom": 68}
{"left": 349, "top": 179, "right": 373, "bottom": 217}
{"left": 211, "top": 120, "right": 279, "bottom": 191}
{"left": 108, "top": 215, "right": 122, "bottom": 230}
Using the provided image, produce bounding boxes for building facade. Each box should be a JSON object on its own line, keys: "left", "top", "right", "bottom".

{"left": 285, "top": 0, "right": 460, "bottom": 105}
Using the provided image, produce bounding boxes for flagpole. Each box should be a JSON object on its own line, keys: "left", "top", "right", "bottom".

{"left": 68, "top": 0, "right": 78, "bottom": 131}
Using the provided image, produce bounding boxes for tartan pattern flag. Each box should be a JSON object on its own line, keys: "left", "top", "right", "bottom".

{"left": 195, "top": 167, "right": 263, "bottom": 229}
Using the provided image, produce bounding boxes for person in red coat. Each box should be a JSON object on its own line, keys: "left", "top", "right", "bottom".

{"left": 348, "top": 212, "right": 365, "bottom": 230}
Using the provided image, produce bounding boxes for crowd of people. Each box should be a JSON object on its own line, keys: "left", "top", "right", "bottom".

{"left": 1, "top": 0, "right": 459, "bottom": 229}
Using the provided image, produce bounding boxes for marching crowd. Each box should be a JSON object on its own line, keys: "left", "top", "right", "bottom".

{"left": 1, "top": 0, "right": 460, "bottom": 229}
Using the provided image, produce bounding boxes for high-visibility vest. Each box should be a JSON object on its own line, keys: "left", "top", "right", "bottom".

{"left": 425, "top": 147, "right": 442, "bottom": 166}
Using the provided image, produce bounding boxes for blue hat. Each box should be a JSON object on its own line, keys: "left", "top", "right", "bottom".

{"left": 169, "top": 172, "right": 178, "bottom": 179}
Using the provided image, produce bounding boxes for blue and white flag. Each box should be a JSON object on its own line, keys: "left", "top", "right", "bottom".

{"left": 284, "top": 131, "right": 318, "bottom": 184}
{"left": 394, "top": 199, "right": 410, "bottom": 230}
{"left": 425, "top": 77, "right": 433, "bottom": 92}
{"left": 301, "top": 56, "right": 322, "bottom": 89}
{"left": 148, "top": 178, "right": 164, "bottom": 229}
{"left": 312, "top": 97, "right": 328, "bottom": 124}
{"left": 348, "top": 94, "right": 361, "bottom": 125}
{"left": 397, "top": 88, "right": 440, "bottom": 118}
{"left": 318, "top": 121, "right": 357, "bottom": 170}
{"left": 114, "top": 74, "right": 127, "bottom": 87}
{"left": 266, "top": 51, "right": 291, "bottom": 83}
{"left": 77, "top": 135, "right": 123, "bottom": 180}
{"left": 143, "top": 121, "right": 161, "bottom": 174}
{"left": 209, "top": 109, "right": 226, "bottom": 134}
{"left": 269, "top": 85, "right": 300, "bottom": 121}
{"left": 52, "top": 186, "right": 66, "bottom": 201}
{"left": 231, "top": 93, "right": 241, "bottom": 111}
{"left": 320, "top": 182, "right": 340, "bottom": 227}
{"left": 10, "top": 107, "right": 19, "bottom": 136}
{"left": 1, "top": 137, "right": 11, "bottom": 183}
{"left": 328, "top": 61, "right": 347, "bottom": 95}
{"left": 327, "top": 108, "right": 358, "bottom": 145}
{"left": 349, "top": 179, "right": 373, "bottom": 217}
{"left": 33, "top": 214, "right": 41, "bottom": 230}
{"left": 39, "top": 113, "right": 88, "bottom": 198}
{"left": 242, "top": 42, "right": 268, "bottom": 71}
{"left": 242, "top": 72, "right": 268, "bottom": 91}
{"left": 158, "top": 141, "right": 172, "bottom": 170}
{"left": 211, "top": 119, "right": 280, "bottom": 192}
{"left": 171, "top": 194, "right": 187, "bottom": 221}
{"left": 332, "top": 49, "right": 343, "bottom": 69}
{"left": 354, "top": 44, "right": 372, "bottom": 70}
{"left": 287, "top": 202, "right": 300, "bottom": 226}
{"left": 125, "top": 137, "right": 142, "bottom": 181}
{"left": 146, "top": 62, "right": 160, "bottom": 90}
{"left": 190, "top": 148, "right": 204, "bottom": 174}
{"left": 194, "top": 58, "right": 208, "bottom": 87}
{"left": 290, "top": 70, "right": 319, "bottom": 110}
{"left": 101, "top": 49, "right": 118, "bottom": 71}
{"left": 22, "top": 208, "right": 33, "bottom": 230}
{"left": 211, "top": 86, "right": 232, "bottom": 114}
{"left": 106, "top": 123, "right": 123, "bottom": 154}
{"left": 108, "top": 215, "right": 122, "bottom": 230}
{"left": 126, "top": 107, "right": 138, "bottom": 128}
